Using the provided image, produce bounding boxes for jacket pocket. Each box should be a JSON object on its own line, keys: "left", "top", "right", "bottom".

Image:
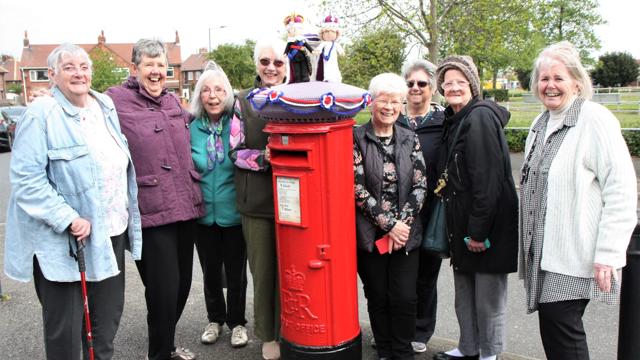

{"left": 136, "top": 174, "right": 164, "bottom": 215}
{"left": 189, "top": 169, "right": 204, "bottom": 206}
{"left": 47, "top": 145, "right": 95, "bottom": 195}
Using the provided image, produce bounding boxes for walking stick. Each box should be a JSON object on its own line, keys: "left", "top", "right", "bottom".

{"left": 76, "top": 240, "right": 96, "bottom": 360}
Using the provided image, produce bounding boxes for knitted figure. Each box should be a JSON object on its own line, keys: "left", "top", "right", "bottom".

{"left": 313, "top": 15, "right": 343, "bottom": 83}
{"left": 284, "top": 13, "right": 313, "bottom": 83}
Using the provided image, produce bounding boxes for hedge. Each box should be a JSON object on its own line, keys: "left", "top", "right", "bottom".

{"left": 505, "top": 128, "right": 640, "bottom": 156}
{"left": 483, "top": 89, "right": 509, "bottom": 102}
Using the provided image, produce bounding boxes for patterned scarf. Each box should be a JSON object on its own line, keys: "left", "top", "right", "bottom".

{"left": 203, "top": 116, "right": 225, "bottom": 171}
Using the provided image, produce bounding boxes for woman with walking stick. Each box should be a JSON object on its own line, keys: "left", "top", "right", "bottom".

{"left": 3, "top": 43, "right": 142, "bottom": 360}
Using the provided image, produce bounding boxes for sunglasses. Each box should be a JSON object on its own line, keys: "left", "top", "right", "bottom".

{"left": 407, "top": 80, "right": 429, "bottom": 88}
{"left": 259, "top": 58, "right": 285, "bottom": 68}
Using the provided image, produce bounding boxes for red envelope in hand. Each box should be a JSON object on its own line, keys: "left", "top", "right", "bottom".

{"left": 375, "top": 235, "right": 390, "bottom": 254}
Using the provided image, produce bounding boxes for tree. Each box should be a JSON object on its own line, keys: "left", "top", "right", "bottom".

{"left": 515, "top": 68, "right": 532, "bottom": 90}
{"left": 6, "top": 83, "right": 22, "bottom": 94}
{"left": 339, "top": 27, "right": 407, "bottom": 89}
{"left": 318, "top": 0, "right": 466, "bottom": 63}
{"left": 89, "top": 48, "right": 127, "bottom": 93}
{"left": 537, "top": 0, "right": 605, "bottom": 63}
{"left": 439, "top": 0, "right": 542, "bottom": 88}
{"left": 591, "top": 52, "right": 639, "bottom": 87}
{"left": 209, "top": 40, "right": 256, "bottom": 90}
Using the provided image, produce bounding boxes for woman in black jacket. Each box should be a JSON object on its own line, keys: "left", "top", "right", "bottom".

{"left": 432, "top": 56, "right": 518, "bottom": 360}
{"left": 354, "top": 72, "right": 427, "bottom": 360}
{"left": 396, "top": 59, "right": 445, "bottom": 354}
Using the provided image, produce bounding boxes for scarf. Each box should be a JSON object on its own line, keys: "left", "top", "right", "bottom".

{"left": 202, "top": 116, "right": 225, "bottom": 171}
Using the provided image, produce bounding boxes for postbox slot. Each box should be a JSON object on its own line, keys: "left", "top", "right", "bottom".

{"left": 270, "top": 149, "right": 311, "bottom": 169}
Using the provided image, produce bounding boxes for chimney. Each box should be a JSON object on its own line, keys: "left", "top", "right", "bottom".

{"left": 23, "top": 30, "right": 29, "bottom": 48}
{"left": 199, "top": 48, "right": 208, "bottom": 55}
{"left": 175, "top": 30, "right": 180, "bottom": 45}
{"left": 98, "top": 30, "right": 106, "bottom": 44}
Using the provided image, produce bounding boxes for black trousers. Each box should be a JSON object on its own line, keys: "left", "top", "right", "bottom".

{"left": 34, "top": 232, "right": 126, "bottom": 360}
{"left": 358, "top": 248, "right": 419, "bottom": 360}
{"left": 195, "top": 223, "right": 248, "bottom": 329}
{"left": 538, "top": 299, "right": 590, "bottom": 360}
{"left": 415, "top": 250, "right": 442, "bottom": 344}
{"left": 136, "top": 220, "right": 195, "bottom": 360}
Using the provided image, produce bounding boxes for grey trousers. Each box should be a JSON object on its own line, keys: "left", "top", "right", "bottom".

{"left": 453, "top": 271, "right": 508, "bottom": 357}
{"left": 241, "top": 215, "right": 280, "bottom": 342}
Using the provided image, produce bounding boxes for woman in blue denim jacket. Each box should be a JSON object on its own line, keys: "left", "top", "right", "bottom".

{"left": 3, "top": 44, "right": 142, "bottom": 360}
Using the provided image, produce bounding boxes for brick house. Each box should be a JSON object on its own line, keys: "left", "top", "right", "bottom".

{"left": 19, "top": 30, "right": 184, "bottom": 101}
{"left": 0, "top": 55, "right": 22, "bottom": 103}
{"left": 181, "top": 48, "right": 210, "bottom": 100}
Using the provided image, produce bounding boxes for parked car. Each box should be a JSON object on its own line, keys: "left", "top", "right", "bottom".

{"left": 0, "top": 106, "right": 25, "bottom": 151}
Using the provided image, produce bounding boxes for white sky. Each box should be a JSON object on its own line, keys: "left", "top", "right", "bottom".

{"left": 0, "top": 0, "right": 637, "bottom": 61}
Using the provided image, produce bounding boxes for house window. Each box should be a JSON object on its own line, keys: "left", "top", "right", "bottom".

{"left": 167, "top": 67, "right": 175, "bottom": 78}
{"left": 188, "top": 72, "right": 194, "bottom": 81}
{"left": 29, "top": 69, "right": 49, "bottom": 82}
{"left": 196, "top": 71, "right": 201, "bottom": 80}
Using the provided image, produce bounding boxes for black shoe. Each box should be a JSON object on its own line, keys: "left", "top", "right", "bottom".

{"left": 433, "top": 351, "right": 479, "bottom": 360}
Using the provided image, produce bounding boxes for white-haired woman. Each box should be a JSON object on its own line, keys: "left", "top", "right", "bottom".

{"left": 520, "top": 41, "right": 637, "bottom": 359}
{"left": 354, "top": 72, "right": 427, "bottom": 360}
{"left": 189, "top": 68, "right": 248, "bottom": 349}
{"left": 228, "top": 38, "right": 288, "bottom": 360}
{"left": 4, "top": 43, "right": 142, "bottom": 359}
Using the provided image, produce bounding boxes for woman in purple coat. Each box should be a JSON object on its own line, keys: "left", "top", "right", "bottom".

{"left": 105, "top": 39, "right": 204, "bottom": 360}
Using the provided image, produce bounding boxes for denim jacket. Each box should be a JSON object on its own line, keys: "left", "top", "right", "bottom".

{"left": 4, "top": 87, "right": 142, "bottom": 282}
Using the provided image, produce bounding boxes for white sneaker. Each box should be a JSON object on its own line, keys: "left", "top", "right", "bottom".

{"left": 230, "top": 325, "right": 249, "bottom": 348}
{"left": 200, "top": 322, "right": 221, "bottom": 344}
{"left": 411, "top": 341, "right": 427, "bottom": 353}
{"left": 262, "top": 341, "right": 280, "bottom": 360}
{"left": 170, "top": 347, "right": 197, "bottom": 360}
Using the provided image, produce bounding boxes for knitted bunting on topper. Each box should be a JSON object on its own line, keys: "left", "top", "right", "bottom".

{"left": 247, "top": 81, "right": 371, "bottom": 122}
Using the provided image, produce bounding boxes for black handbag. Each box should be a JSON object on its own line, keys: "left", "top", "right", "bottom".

{"left": 421, "top": 196, "right": 449, "bottom": 258}
{"left": 421, "top": 116, "right": 468, "bottom": 258}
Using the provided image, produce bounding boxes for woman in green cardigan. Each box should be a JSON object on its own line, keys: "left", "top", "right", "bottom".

{"left": 189, "top": 66, "right": 249, "bottom": 349}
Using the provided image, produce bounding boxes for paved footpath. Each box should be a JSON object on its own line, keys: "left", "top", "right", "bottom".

{"left": 1, "top": 151, "right": 636, "bottom": 359}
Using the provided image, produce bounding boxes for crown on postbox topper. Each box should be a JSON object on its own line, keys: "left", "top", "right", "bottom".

{"left": 246, "top": 81, "right": 371, "bottom": 122}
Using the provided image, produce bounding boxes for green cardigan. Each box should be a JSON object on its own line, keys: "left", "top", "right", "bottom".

{"left": 190, "top": 115, "right": 241, "bottom": 226}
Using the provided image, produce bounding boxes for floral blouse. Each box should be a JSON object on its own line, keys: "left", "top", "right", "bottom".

{"left": 353, "top": 133, "right": 427, "bottom": 233}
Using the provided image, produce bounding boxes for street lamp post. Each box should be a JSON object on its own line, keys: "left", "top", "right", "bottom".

{"left": 208, "top": 25, "right": 228, "bottom": 53}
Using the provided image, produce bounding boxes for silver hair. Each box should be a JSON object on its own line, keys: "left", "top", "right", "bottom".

{"left": 253, "top": 39, "right": 289, "bottom": 76}
{"left": 530, "top": 41, "right": 593, "bottom": 101}
{"left": 401, "top": 58, "right": 437, "bottom": 94}
{"left": 47, "top": 43, "right": 92, "bottom": 74}
{"left": 368, "top": 73, "right": 408, "bottom": 100}
{"left": 189, "top": 68, "right": 235, "bottom": 120}
{"left": 131, "top": 39, "right": 168, "bottom": 66}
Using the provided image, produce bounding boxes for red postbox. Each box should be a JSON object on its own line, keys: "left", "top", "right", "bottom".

{"left": 248, "top": 82, "right": 369, "bottom": 359}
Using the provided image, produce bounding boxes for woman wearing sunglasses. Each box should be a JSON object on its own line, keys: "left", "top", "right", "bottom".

{"left": 396, "top": 59, "right": 445, "bottom": 355}
{"left": 228, "top": 39, "right": 288, "bottom": 360}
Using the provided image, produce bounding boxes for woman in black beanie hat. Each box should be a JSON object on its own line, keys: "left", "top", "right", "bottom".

{"left": 431, "top": 56, "right": 518, "bottom": 360}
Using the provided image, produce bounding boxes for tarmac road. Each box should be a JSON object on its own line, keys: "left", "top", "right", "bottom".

{"left": 0, "top": 150, "right": 635, "bottom": 359}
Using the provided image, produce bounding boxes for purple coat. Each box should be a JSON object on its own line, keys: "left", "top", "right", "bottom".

{"left": 105, "top": 77, "right": 204, "bottom": 228}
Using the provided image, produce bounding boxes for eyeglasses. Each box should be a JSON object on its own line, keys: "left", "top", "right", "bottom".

{"left": 375, "top": 99, "right": 403, "bottom": 107}
{"left": 259, "top": 58, "right": 285, "bottom": 68}
{"left": 407, "top": 80, "right": 429, "bottom": 88}
{"left": 61, "top": 64, "right": 91, "bottom": 75}
{"left": 442, "top": 80, "right": 469, "bottom": 90}
{"left": 202, "top": 86, "right": 226, "bottom": 98}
